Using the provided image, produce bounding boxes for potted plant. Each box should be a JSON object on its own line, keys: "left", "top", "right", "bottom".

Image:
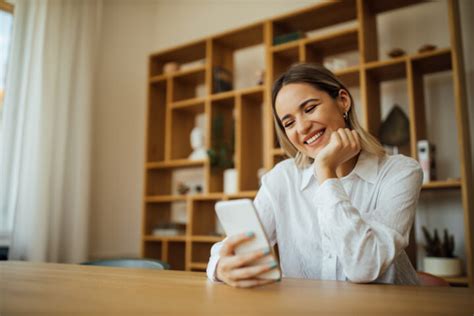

{"left": 422, "top": 226, "right": 462, "bottom": 277}
{"left": 207, "top": 114, "right": 236, "bottom": 194}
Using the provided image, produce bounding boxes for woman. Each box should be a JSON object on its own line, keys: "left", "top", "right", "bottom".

{"left": 206, "top": 63, "right": 423, "bottom": 288}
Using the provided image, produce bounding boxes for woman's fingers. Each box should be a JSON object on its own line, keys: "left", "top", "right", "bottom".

{"left": 225, "top": 248, "right": 271, "bottom": 270}
{"left": 219, "top": 232, "right": 254, "bottom": 257}
{"left": 227, "top": 260, "right": 278, "bottom": 280}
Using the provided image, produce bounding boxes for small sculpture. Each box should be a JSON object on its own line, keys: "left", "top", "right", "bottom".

{"left": 418, "top": 44, "right": 436, "bottom": 53}
{"left": 189, "top": 114, "right": 207, "bottom": 160}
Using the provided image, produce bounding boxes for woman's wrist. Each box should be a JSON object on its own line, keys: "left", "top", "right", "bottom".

{"left": 314, "top": 165, "right": 337, "bottom": 184}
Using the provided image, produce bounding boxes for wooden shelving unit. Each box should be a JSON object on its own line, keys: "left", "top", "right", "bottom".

{"left": 142, "top": 0, "right": 473, "bottom": 287}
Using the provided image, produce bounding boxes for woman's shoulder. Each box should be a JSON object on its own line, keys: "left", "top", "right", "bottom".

{"left": 378, "top": 153, "right": 423, "bottom": 180}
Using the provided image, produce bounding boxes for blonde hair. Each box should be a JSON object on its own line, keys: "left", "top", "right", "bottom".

{"left": 271, "top": 63, "right": 385, "bottom": 169}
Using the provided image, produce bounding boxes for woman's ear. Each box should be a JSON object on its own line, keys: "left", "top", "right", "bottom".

{"left": 338, "top": 89, "right": 351, "bottom": 113}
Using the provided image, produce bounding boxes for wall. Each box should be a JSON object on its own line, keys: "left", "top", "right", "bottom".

{"left": 90, "top": 0, "right": 474, "bottom": 268}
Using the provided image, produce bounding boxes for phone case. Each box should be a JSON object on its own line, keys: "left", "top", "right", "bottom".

{"left": 215, "top": 199, "right": 281, "bottom": 280}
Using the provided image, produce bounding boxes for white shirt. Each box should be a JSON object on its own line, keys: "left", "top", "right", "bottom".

{"left": 207, "top": 151, "right": 423, "bottom": 285}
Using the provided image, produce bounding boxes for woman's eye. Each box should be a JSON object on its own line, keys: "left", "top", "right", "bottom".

{"left": 304, "top": 105, "right": 317, "bottom": 113}
{"left": 284, "top": 121, "right": 294, "bottom": 128}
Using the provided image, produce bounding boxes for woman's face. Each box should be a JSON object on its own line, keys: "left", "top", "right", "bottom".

{"left": 275, "top": 83, "right": 350, "bottom": 159}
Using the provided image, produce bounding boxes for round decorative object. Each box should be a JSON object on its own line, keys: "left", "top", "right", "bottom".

{"left": 387, "top": 48, "right": 406, "bottom": 58}
{"left": 163, "top": 62, "right": 179, "bottom": 74}
{"left": 418, "top": 44, "right": 437, "bottom": 53}
{"left": 424, "top": 257, "right": 462, "bottom": 277}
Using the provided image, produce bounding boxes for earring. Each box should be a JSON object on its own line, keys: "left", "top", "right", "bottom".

{"left": 343, "top": 112, "right": 348, "bottom": 120}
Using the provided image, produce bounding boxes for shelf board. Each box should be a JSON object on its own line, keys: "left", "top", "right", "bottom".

{"left": 411, "top": 48, "right": 451, "bottom": 75}
{"left": 366, "top": 0, "right": 424, "bottom": 14}
{"left": 149, "top": 74, "right": 167, "bottom": 83}
{"left": 211, "top": 85, "right": 264, "bottom": 101}
{"left": 190, "top": 193, "right": 224, "bottom": 201}
{"left": 191, "top": 235, "right": 224, "bottom": 243}
{"left": 365, "top": 57, "right": 407, "bottom": 82}
{"left": 213, "top": 21, "right": 264, "bottom": 50}
{"left": 171, "top": 65, "right": 206, "bottom": 79}
{"left": 145, "top": 195, "right": 187, "bottom": 203}
{"left": 334, "top": 65, "right": 360, "bottom": 87}
{"left": 226, "top": 191, "right": 258, "bottom": 199}
{"left": 304, "top": 26, "right": 359, "bottom": 56}
{"left": 421, "top": 179, "right": 461, "bottom": 190}
{"left": 443, "top": 276, "right": 469, "bottom": 285}
{"left": 143, "top": 235, "right": 187, "bottom": 242}
{"left": 150, "top": 39, "right": 206, "bottom": 63}
{"left": 170, "top": 97, "right": 206, "bottom": 112}
{"left": 271, "top": 39, "right": 301, "bottom": 53}
{"left": 146, "top": 159, "right": 206, "bottom": 169}
{"left": 189, "top": 262, "right": 208, "bottom": 270}
{"left": 272, "top": 0, "right": 356, "bottom": 37}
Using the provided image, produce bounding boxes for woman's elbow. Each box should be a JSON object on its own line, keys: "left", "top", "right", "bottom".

{"left": 344, "top": 266, "right": 380, "bottom": 284}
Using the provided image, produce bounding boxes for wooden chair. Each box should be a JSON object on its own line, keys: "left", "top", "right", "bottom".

{"left": 417, "top": 271, "right": 450, "bottom": 287}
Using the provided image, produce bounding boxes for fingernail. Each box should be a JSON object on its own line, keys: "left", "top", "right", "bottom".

{"left": 268, "top": 261, "right": 278, "bottom": 269}
{"left": 245, "top": 231, "right": 254, "bottom": 238}
{"left": 262, "top": 248, "right": 271, "bottom": 256}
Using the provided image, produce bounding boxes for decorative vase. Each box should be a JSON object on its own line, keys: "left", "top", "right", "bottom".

{"left": 223, "top": 168, "right": 238, "bottom": 194}
{"left": 423, "top": 257, "right": 461, "bottom": 277}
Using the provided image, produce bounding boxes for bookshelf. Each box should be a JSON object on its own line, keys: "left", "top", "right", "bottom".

{"left": 142, "top": 0, "right": 472, "bottom": 287}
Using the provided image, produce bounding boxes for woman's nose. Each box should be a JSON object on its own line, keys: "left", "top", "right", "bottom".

{"left": 296, "top": 117, "right": 311, "bottom": 134}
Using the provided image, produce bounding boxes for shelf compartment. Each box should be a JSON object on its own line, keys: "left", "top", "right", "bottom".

{"left": 271, "top": 0, "right": 357, "bottom": 39}
{"left": 149, "top": 40, "right": 206, "bottom": 77}
{"left": 272, "top": 45, "right": 301, "bottom": 82}
{"left": 191, "top": 241, "right": 215, "bottom": 265}
{"left": 171, "top": 67, "right": 206, "bottom": 102}
{"left": 167, "top": 240, "right": 186, "bottom": 270}
{"left": 146, "top": 80, "right": 167, "bottom": 162}
{"left": 421, "top": 180, "right": 461, "bottom": 190}
{"left": 143, "top": 203, "right": 174, "bottom": 236}
{"left": 304, "top": 27, "right": 359, "bottom": 68}
{"left": 145, "top": 169, "right": 172, "bottom": 196}
{"left": 190, "top": 199, "right": 220, "bottom": 236}
{"left": 142, "top": 240, "right": 163, "bottom": 260}
{"left": 170, "top": 101, "right": 206, "bottom": 160}
{"left": 238, "top": 90, "right": 264, "bottom": 191}
{"left": 208, "top": 96, "right": 236, "bottom": 193}
{"left": 411, "top": 48, "right": 451, "bottom": 75}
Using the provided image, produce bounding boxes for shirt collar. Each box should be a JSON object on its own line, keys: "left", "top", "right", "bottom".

{"left": 300, "top": 150, "right": 379, "bottom": 191}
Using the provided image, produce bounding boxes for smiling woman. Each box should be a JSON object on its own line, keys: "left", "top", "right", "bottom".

{"left": 206, "top": 63, "right": 424, "bottom": 288}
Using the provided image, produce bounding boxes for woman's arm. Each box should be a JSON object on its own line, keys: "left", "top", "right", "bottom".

{"left": 315, "top": 158, "right": 423, "bottom": 283}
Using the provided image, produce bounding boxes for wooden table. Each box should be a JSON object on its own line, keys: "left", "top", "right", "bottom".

{"left": 1, "top": 261, "right": 473, "bottom": 315}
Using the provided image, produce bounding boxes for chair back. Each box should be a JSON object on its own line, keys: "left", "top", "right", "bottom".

{"left": 81, "top": 258, "right": 170, "bottom": 270}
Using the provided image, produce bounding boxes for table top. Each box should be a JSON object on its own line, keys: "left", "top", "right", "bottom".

{"left": 1, "top": 261, "right": 473, "bottom": 315}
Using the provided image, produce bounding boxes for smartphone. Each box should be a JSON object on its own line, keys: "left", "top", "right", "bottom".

{"left": 215, "top": 199, "right": 281, "bottom": 280}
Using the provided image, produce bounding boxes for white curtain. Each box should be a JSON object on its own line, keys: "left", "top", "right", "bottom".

{"left": 0, "top": 0, "right": 102, "bottom": 263}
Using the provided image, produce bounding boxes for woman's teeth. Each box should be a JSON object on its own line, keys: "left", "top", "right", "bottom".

{"left": 305, "top": 130, "right": 324, "bottom": 145}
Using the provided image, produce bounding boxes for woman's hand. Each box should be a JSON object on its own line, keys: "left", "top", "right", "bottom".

{"left": 215, "top": 232, "right": 279, "bottom": 288}
{"left": 314, "top": 128, "right": 361, "bottom": 183}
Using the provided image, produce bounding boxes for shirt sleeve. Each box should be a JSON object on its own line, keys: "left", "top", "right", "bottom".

{"left": 206, "top": 178, "right": 277, "bottom": 282}
{"left": 315, "top": 159, "right": 423, "bottom": 283}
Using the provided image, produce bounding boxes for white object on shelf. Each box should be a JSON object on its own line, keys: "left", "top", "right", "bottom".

{"left": 189, "top": 113, "right": 207, "bottom": 161}
{"left": 417, "top": 140, "right": 436, "bottom": 184}
{"left": 224, "top": 168, "right": 238, "bottom": 194}
{"left": 424, "top": 257, "right": 462, "bottom": 277}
